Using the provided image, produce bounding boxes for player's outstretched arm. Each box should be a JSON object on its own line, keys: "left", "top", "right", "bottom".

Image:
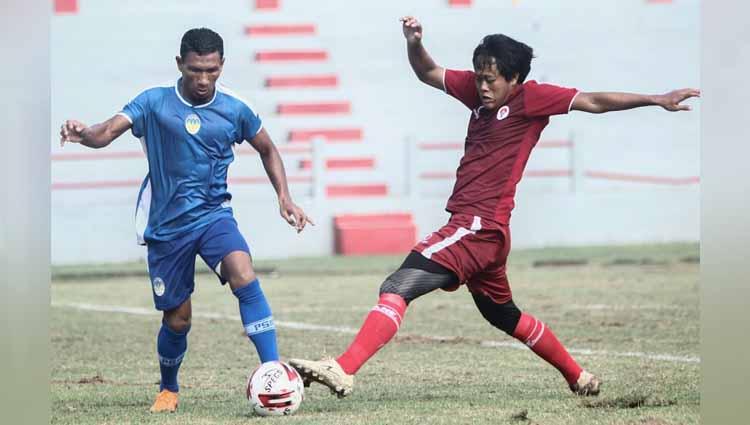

{"left": 571, "top": 88, "right": 701, "bottom": 114}
{"left": 400, "top": 16, "right": 445, "bottom": 90}
{"left": 249, "top": 129, "right": 314, "bottom": 233}
{"left": 59, "top": 115, "right": 132, "bottom": 148}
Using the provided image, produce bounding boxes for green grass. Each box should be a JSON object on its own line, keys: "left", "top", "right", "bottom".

{"left": 51, "top": 243, "right": 699, "bottom": 424}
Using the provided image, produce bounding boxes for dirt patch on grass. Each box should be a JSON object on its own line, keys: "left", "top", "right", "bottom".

{"left": 509, "top": 409, "right": 542, "bottom": 424}
{"left": 582, "top": 392, "right": 677, "bottom": 409}
{"left": 532, "top": 259, "right": 588, "bottom": 268}
{"left": 77, "top": 375, "right": 106, "bottom": 384}
{"left": 632, "top": 418, "right": 671, "bottom": 425}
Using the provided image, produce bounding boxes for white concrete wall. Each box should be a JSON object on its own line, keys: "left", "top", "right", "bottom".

{"left": 51, "top": 0, "right": 699, "bottom": 264}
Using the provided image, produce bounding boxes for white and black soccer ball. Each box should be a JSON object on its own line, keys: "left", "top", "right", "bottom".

{"left": 246, "top": 361, "right": 304, "bottom": 416}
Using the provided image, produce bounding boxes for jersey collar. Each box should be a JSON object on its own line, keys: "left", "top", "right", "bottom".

{"left": 174, "top": 78, "right": 218, "bottom": 109}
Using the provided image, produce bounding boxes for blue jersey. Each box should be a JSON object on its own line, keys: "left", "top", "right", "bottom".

{"left": 119, "top": 79, "right": 263, "bottom": 244}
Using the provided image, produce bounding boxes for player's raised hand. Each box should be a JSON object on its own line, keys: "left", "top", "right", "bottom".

{"left": 279, "top": 197, "right": 314, "bottom": 233}
{"left": 400, "top": 16, "right": 423, "bottom": 43}
{"left": 657, "top": 88, "right": 701, "bottom": 112}
{"left": 60, "top": 120, "right": 88, "bottom": 146}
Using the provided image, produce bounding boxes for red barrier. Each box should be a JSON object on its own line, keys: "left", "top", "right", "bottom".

{"left": 334, "top": 213, "right": 416, "bottom": 255}
{"left": 448, "top": 0, "right": 472, "bottom": 7}
{"left": 245, "top": 24, "right": 316, "bottom": 36}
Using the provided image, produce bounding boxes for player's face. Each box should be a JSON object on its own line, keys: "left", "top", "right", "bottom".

{"left": 176, "top": 51, "right": 224, "bottom": 104}
{"left": 473, "top": 60, "right": 518, "bottom": 110}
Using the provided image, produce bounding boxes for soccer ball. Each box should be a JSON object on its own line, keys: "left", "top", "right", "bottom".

{"left": 246, "top": 361, "right": 304, "bottom": 416}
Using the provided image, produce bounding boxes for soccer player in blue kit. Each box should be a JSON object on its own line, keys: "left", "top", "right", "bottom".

{"left": 59, "top": 28, "right": 313, "bottom": 413}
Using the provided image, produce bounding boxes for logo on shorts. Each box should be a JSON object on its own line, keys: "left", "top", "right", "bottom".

{"left": 419, "top": 233, "right": 434, "bottom": 244}
{"left": 152, "top": 277, "right": 166, "bottom": 297}
{"left": 497, "top": 105, "right": 510, "bottom": 121}
{"left": 185, "top": 113, "right": 201, "bottom": 135}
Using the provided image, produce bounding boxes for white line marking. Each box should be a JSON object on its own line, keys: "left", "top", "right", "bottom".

{"left": 52, "top": 302, "right": 700, "bottom": 364}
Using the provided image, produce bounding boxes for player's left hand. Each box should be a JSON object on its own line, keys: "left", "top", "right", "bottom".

{"left": 657, "top": 88, "right": 701, "bottom": 112}
{"left": 279, "top": 197, "right": 314, "bottom": 233}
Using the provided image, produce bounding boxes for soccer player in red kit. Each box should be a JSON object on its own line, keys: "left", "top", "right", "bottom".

{"left": 291, "top": 16, "right": 700, "bottom": 398}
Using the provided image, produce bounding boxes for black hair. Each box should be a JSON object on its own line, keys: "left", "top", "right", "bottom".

{"left": 180, "top": 27, "right": 224, "bottom": 59}
{"left": 472, "top": 34, "right": 534, "bottom": 83}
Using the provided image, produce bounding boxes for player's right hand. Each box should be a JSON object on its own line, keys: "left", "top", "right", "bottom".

{"left": 60, "top": 120, "right": 87, "bottom": 147}
{"left": 400, "top": 16, "right": 423, "bottom": 43}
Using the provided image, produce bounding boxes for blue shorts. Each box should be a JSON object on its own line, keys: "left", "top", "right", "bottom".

{"left": 146, "top": 217, "right": 250, "bottom": 311}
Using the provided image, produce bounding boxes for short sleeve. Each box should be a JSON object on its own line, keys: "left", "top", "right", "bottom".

{"left": 239, "top": 103, "right": 263, "bottom": 143}
{"left": 444, "top": 69, "right": 482, "bottom": 110}
{"left": 523, "top": 81, "right": 579, "bottom": 117}
{"left": 119, "top": 90, "right": 150, "bottom": 138}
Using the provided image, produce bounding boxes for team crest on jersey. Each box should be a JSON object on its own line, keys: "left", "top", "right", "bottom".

{"left": 152, "top": 277, "right": 166, "bottom": 297}
{"left": 497, "top": 105, "right": 510, "bottom": 121}
{"left": 184, "top": 113, "right": 201, "bottom": 135}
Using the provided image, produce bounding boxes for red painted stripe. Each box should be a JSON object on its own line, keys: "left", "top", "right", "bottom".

{"left": 255, "top": 0, "right": 280, "bottom": 10}
{"left": 299, "top": 158, "right": 375, "bottom": 170}
{"left": 327, "top": 158, "right": 375, "bottom": 169}
{"left": 327, "top": 184, "right": 388, "bottom": 197}
{"left": 277, "top": 101, "right": 351, "bottom": 115}
{"left": 255, "top": 50, "right": 328, "bottom": 62}
{"left": 448, "top": 0, "right": 472, "bottom": 7}
{"left": 420, "top": 169, "right": 571, "bottom": 180}
{"left": 55, "top": 0, "right": 78, "bottom": 14}
{"left": 246, "top": 24, "right": 316, "bottom": 36}
{"left": 265, "top": 74, "right": 338, "bottom": 88}
{"left": 585, "top": 171, "right": 699, "bottom": 185}
{"left": 288, "top": 128, "right": 363, "bottom": 142}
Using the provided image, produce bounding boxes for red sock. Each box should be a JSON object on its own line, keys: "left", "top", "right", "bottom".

{"left": 336, "top": 293, "right": 407, "bottom": 375}
{"left": 512, "top": 313, "right": 582, "bottom": 385}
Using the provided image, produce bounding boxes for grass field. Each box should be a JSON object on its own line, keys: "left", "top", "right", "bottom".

{"left": 51, "top": 243, "right": 699, "bottom": 425}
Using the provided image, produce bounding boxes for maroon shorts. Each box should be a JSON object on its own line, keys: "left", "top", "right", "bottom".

{"left": 412, "top": 213, "right": 512, "bottom": 304}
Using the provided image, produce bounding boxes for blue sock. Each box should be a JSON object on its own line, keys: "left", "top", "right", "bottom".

{"left": 157, "top": 321, "right": 189, "bottom": 392}
{"left": 233, "top": 279, "right": 279, "bottom": 362}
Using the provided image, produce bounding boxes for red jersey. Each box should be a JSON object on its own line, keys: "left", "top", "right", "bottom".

{"left": 443, "top": 69, "right": 579, "bottom": 225}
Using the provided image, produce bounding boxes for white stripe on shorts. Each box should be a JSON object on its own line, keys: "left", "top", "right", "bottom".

{"left": 421, "top": 216, "right": 482, "bottom": 259}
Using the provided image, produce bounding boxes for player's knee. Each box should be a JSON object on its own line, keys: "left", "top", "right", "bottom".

{"left": 228, "top": 270, "right": 256, "bottom": 288}
{"left": 473, "top": 294, "right": 521, "bottom": 335}
{"left": 379, "top": 274, "right": 401, "bottom": 297}
{"left": 164, "top": 314, "right": 191, "bottom": 334}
